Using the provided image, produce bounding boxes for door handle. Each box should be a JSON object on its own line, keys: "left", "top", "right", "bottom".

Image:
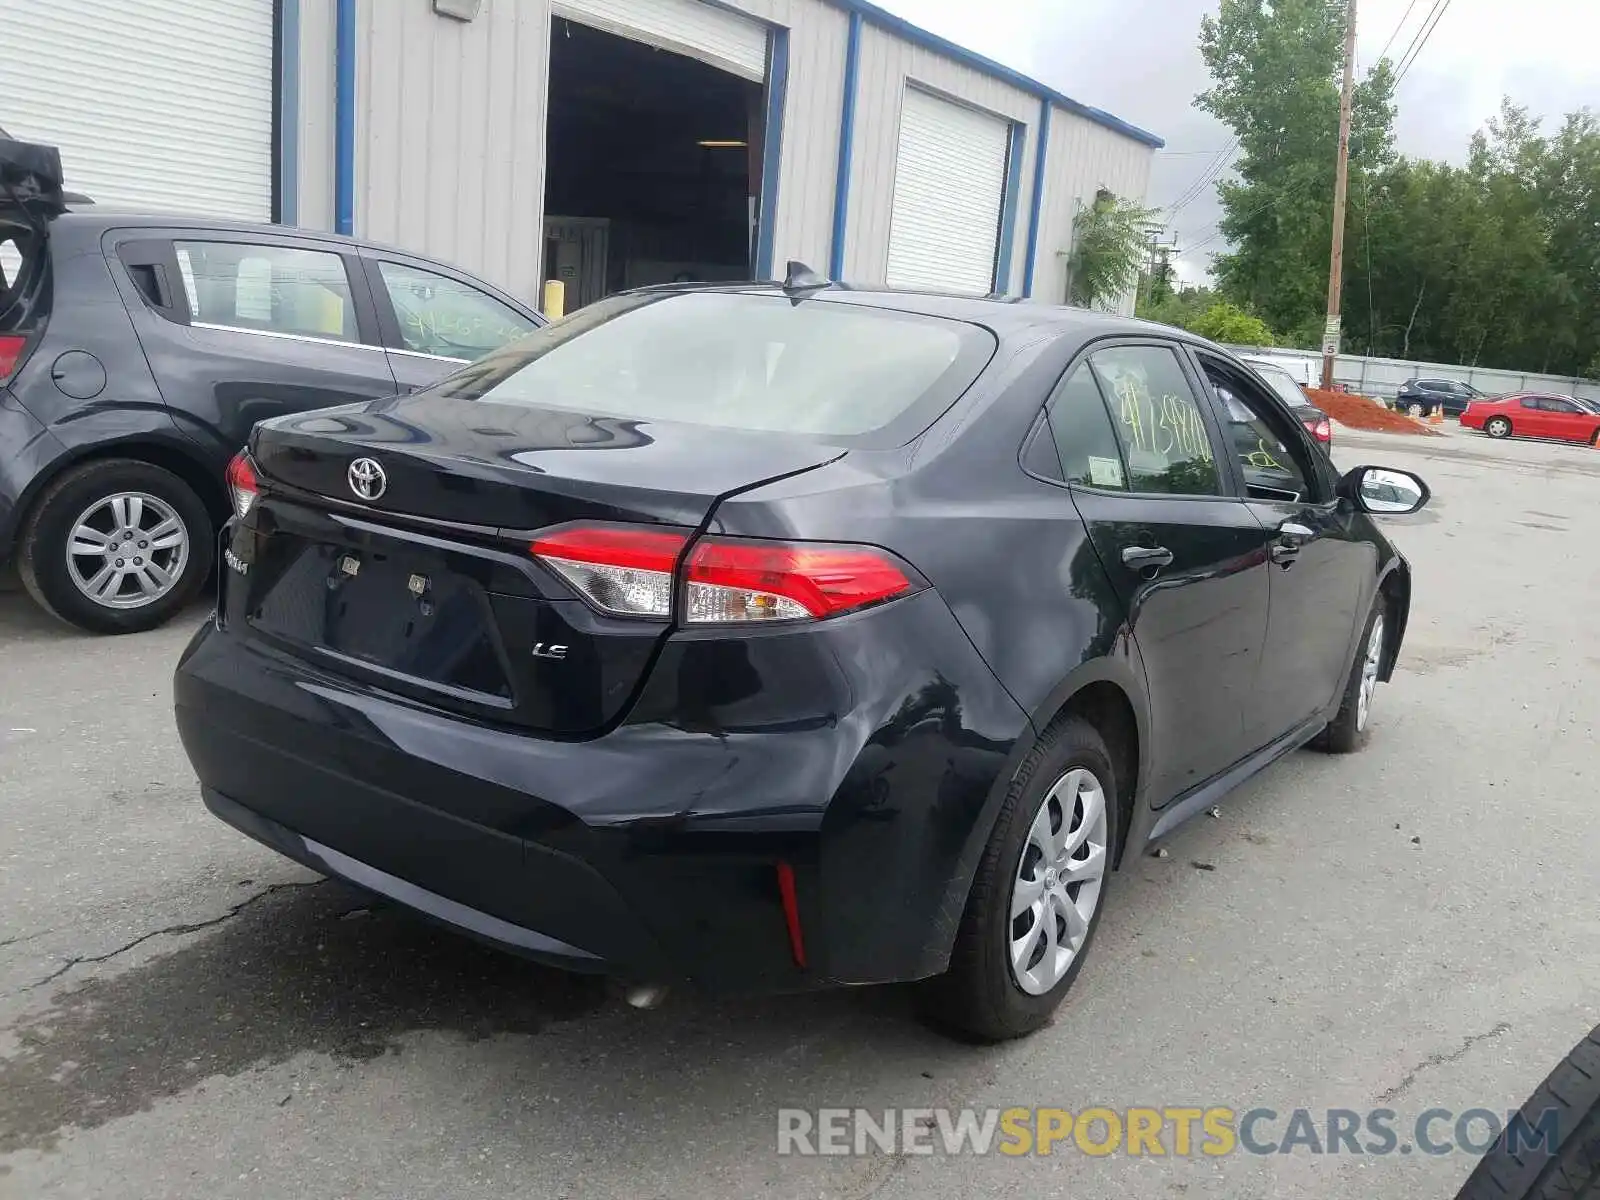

{"left": 1121, "top": 544, "right": 1175, "bottom": 570}
{"left": 1271, "top": 521, "right": 1312, "bottom": 568}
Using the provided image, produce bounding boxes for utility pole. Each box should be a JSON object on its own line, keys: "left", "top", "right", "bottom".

{"left": 1321, "top": 0, "right": 1358, "bottom": 390}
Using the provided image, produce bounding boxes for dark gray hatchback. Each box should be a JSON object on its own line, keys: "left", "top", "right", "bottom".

{"left": 0, "top": 137, "right": 544, "bottom": 633}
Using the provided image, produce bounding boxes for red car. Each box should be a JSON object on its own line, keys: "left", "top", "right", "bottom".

{"left": 1459, "top": 393, "right": 1600, "bottom": 445}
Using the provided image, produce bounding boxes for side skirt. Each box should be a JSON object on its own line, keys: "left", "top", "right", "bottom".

{"left": 1144, "top": 713, "right": 1329, "bottom": 845}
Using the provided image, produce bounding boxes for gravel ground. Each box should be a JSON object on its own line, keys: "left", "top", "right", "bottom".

{"left": 1, "top": 426, "right": 1596, "bottom": 1200}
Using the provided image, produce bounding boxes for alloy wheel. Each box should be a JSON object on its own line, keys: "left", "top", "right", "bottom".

{"left": 1356, "top": 614, "right": 1385, "bottom": 732}
{"left": 1009, "top": 767, "right": 1109, "bottom": 995}
{"left": 65, "top": 492, "right": 189, "bottom": 610}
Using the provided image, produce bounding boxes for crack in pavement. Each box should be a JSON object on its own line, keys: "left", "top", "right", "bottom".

{"left": 1378, "top": 1021, "right": 1513, "bottom": 1102}
{"left": 14, "top": 880, "right": 324, "bottom": 996}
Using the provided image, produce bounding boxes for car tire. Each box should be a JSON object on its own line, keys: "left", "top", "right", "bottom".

{"left": 1407, "top": 401, "right": 1425, "bottom": 418}
{"left": 1454, "top": 1023, "right": 1600, "bottom": 1200}
{"left": 1486, "top": 416, "right": 1513, "bottom": 439}
{"left": 1313, "top": 597, "right": 1387, "bottom": 754}
{"left": 17, "top": 458, "right": 214, "bottom": 635}
{"left": 918, "top": 715, "right": 1118, "bottom": 1043}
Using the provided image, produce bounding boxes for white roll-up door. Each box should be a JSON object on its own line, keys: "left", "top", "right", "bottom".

{"left": 886, "top": 88, "right": 1012, "bottom": 295}
{"left": 552, "top": 0, "right": 769, "bottom": 81}
{"left": 0, "top": 0, "right": 274, "bottom": 221}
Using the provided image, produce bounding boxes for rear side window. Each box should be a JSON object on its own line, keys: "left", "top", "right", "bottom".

{"left": 429, "top": 291, "right": 994, "bottom": 442}
{"left": 174, "top": 241, "right": 358, "bottom": 343}
{"left": 377, "top": 261, "right": 535, "bottom": 360}
{"left": 1089, "top": 345, "right": 1221, "bottom": 496}
{"left": 1044, "top": 365, "right": 1128, "bottom": 490}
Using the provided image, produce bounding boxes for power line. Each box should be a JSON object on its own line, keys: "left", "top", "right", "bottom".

{"left": 1394, "top": 0, "right": 1453, "bottom": 86}
{"left": 1166, "top": 137, "right": 1239, "bottom": 217}
{"left": 1377, "top": 0, "right": 1423, "bottom": 61}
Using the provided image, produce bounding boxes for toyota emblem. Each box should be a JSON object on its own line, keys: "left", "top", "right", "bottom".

{"left": 347, "top": 457, "right": 387, "bottom": 501}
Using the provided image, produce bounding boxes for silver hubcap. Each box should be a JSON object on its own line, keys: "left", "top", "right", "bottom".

{"left": 66, "top": 492, "right": 188, "bottom": 610}
{"left": 1356, "top": 614, "right": 1384, "bottom": 731}
{"left": 1009, "top": 767, "right": 1109, "bottom": 995}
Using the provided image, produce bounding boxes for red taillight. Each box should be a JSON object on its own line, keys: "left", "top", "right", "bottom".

{"left": 225, "top": 451, "right": 259, "bottom": 518}
{"left": 685, "top": 538, "right": 915, "bottom": 622}
{"left": 0, "top": 334, "right": 27, "bottom": 381}
{"left": 530, "top": 525, "right": 688, "bottom": 618}
{"left": 1313, "top": 418, "right": 1331, "bottom": 443}
{"left": 529, "top": 523, "right": 921, "bottom": 624}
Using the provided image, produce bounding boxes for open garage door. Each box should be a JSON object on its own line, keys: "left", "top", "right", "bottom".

{"left": 551, "top": 0, "right": 768, "bottom": 80}
{"left": 0, "top": 0, "right": 274, "bottom": 220}
{"left": 885, "top": 88, "right": 1012, "bottom": 295}
{"left": 544, "top": 13, "right": 768, "bottom": 309}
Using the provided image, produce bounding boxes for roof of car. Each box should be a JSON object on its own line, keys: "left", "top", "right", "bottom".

{"left": 630, "top": 279, "right": 1204, "bottom": 341}
{"left": 50, "top": 206, "right": 382, "bottom": 252}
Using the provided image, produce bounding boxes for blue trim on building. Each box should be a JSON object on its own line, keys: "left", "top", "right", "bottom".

{"left": 755, "top": 27, "right": 789, "bottom": 279}
{"left": 831, "top": 0, "right": 1163, "bottom": 149}
{"left": 277, "top": 0, "right": 301, "bottom": 226}
{"left": 993, "top": 123, "right": 1027, "bottom": 294}
{"left": 333, "top": 0, "right": 356, "bottom": 236}
{"left": 828, "top": 11, "right": 863, "bottom": 280}
{"left": 1022, "top": 98, "right": 1051, "bottom": 298}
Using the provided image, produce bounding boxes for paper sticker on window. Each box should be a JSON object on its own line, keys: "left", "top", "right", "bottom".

{"left": 1087, "top": 455, "right": 1125, "bottom": 489}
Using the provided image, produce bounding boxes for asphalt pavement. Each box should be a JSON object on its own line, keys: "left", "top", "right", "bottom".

{"left": 2, "top": 427, "right": 1597, "bottom": 1199}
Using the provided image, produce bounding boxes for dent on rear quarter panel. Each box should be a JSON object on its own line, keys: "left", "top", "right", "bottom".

{"left": 0, "top": 387, "right": 65, "bottom": 553}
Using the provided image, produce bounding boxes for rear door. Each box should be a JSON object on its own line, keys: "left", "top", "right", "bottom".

{"left": 107, "top": 228, "right": 399, "bottom": 462}
{"left": 1047, "top": 341, "right": 1272, "bottom": 803}
{"left": 360, "top": 252, "right": 542, "bottom": 393}
{"left": 1190, "top": 348, "right": 1370, "bottom": 745}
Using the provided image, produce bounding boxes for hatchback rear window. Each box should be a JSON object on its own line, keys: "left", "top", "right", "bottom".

{"left": 0, "top": 224, "right": 48, "bottom": 334}
{"left": 429, "top": 291, "right": 995, "bottom": 443}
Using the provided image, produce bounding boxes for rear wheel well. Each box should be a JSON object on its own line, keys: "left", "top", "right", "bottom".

{"left": 1052, "top": 682, "right": 1139, "bottom": 867}
{"left": 23, "top": 441, "right": 228, "bottom": 533}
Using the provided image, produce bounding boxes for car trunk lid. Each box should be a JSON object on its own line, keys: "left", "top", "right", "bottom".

{"left": 0, "top": 137, "right": 64, "bottom": 383}
{"left": 231, "top": 392, "right": 844, "bottom": 735}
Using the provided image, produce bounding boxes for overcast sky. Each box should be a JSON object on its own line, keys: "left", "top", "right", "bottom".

{"left": 876, "top": 0, "right": 1599, "bottom": 282}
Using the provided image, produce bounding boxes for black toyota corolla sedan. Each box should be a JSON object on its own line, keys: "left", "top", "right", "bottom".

{"left": 174, "top": 278, "right": 1428, "bottom": 1041}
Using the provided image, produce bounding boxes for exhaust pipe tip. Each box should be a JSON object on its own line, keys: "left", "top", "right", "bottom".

{"left": 623, "top": 983, "right": 671, "bottom": 1010}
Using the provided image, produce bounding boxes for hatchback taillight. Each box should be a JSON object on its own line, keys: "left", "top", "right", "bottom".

{"left": 0, "top": 334, "right": 27, "bottom": 382}
{"left": 530, "top": 523, "right": 923, "bottom": 624}
{"left": 225, "top": 451, "right": 260, "bottom": 518}
{"left": 1312, "top": 418, "right": 1331, "bottom": 443}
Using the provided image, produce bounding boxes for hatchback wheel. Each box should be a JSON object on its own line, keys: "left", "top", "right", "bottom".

{"left": 18, "top": 459, "right": 214, "bottom": 634}
{"left": 1486, "top": 416, "right": 1513, "bottom": 439}
{"left": 1407, "top": 401, "right": 1425, "bottom": 418}
{"left": 919, "top": 715, "right": 1117, "bottom": 1041}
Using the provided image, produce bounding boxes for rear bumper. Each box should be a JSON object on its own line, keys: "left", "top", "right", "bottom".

{"left": 174, "top": 591, "right": 1029, "bottom": 992}
{"left": 203, "top": 787, "right": 609, "bottom": 971}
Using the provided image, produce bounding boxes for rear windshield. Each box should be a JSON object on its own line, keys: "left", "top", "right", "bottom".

{"left": 0, "top": 222, "right": 48, "bottom": 333}
{"left": 1252, "top": 365, "right": 1309, "bottom": 409}
{"left": 426, "top": 291, "right": 995, "bottom": 443}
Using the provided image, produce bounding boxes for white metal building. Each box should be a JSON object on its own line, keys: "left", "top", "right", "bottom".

{"left": 0, "top": 0, "right": 1160, "bottom": 310}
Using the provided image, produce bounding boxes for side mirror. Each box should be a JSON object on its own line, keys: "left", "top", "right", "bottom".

{"left": 1338, "top": 466, "right": 1430, "bottom": 515}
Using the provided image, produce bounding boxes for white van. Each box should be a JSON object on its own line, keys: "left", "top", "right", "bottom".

{"left": 1239, "top": 353, "right": 1318, "bottom": 389}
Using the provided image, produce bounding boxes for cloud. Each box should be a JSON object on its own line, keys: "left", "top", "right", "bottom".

{"left": 874, "top": 0, "right": 1597, "bottom": 276}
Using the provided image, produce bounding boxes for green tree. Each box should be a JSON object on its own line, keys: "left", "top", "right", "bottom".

{"left": 1135, "top": 281, "right": 1219, "bottom": 330}
{"left": 1195, "top": 0, "right": 1396, "bottom": 337}
{"left": 1190, "top": 302, "right": 1276, "bottom": 346}
{"left": 1067, "top": 190, "right": 1162, "bottom": 309}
